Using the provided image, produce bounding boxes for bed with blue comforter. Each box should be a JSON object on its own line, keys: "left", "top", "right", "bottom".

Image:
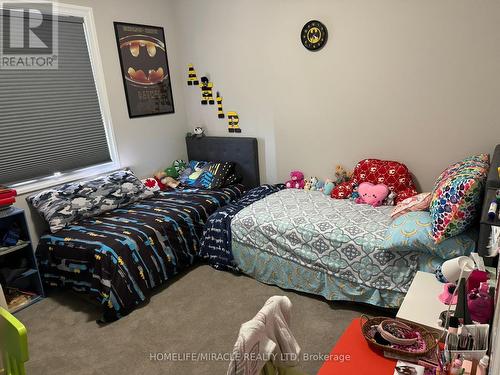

{"left": 202, "top": 188, "right": 475, "bottom": 308}
{"left": 36, "top": 185, "right": 244, "bottom": 321}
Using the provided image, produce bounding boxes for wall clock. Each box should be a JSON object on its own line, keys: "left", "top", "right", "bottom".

{"left": 301, "top": 20, "right": 328, "bottom": 51}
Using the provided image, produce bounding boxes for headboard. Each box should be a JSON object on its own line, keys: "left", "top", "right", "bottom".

{"left": 185, "top": 136, "right": 260, "bottom": 188}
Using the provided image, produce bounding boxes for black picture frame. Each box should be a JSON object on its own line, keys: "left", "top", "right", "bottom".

{"left": 113, "top": 22, "right": 175, "bottom": 118}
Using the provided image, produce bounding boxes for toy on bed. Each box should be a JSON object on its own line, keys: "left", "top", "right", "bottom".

{"left": 355, "top": 182, "right": 389, "bottom": 207}
{"left": 154, "top": 171, "right": 180, "bottom": 190}
{"left": 285, "top": 171, "right": 305, "bottom": 189}
{"left": 334, "top": 165, "right": 352, "bottom": 185}
{"left": 331, "top": 159, "right": 418, "bottom": 204}
{"left": 322, "top": 179, "right": 335, "bottom": 195}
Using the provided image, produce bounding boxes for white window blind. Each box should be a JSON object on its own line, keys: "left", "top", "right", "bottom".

{"left": 0, "top": 13, "right": 112, "bottom": 186}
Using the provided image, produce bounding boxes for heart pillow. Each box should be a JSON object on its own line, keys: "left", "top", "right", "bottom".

{"left": 356, "top": 182, "right": 389, "bottom": 207}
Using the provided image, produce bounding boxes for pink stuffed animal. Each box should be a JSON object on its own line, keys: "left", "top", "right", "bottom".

{"left": 286, "top": 170, "right": 305, "bottom": 189}
{"left": 355, "top": 182, "right": 389, "bottom": 207}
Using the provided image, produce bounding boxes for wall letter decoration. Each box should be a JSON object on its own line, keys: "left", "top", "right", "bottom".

{"left": 187, "top": 64, "right": 199, "bottom": 86}
{"left": 227, "top": 112, "right": 241, "bottom": 133}
{"left": 216, "top": 92, "right": 225, "bottom": 119}
{"left": 200, "top": 76, "right": 215, "bottom": 105}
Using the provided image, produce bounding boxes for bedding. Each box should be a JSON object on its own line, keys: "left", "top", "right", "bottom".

{"left": 227, "top": 189, "right": 472, "bottom": 308}
{"left": 28, "top": 170, "right": 153, "bottom": 233}
{"left": 179, "top": 160, "right": 240, "bottom": 189}
{"left": 199, "top": 184, "right": 285, "bottom": 272}
{"left": 382, "top": 211, "right": 476, "bottom": 259}
{"left": 36, "top": 185, "right": 244, "bottom": 321}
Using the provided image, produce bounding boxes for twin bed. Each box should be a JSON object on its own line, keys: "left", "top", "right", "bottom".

{"left": 33, "top": 137, "right": 474, "bottom": 321}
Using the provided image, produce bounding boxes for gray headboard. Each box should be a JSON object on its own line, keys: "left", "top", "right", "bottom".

{"left": 185, "top": 136, "right": 260, "bottom": 188}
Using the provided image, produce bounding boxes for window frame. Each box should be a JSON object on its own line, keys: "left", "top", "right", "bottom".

{"left": 6, "top": 2, "right": 120, "bottom": 194}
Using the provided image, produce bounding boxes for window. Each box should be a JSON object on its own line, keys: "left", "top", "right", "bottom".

{"left": 0, "top": 3, "right": 119, "bottom": 193}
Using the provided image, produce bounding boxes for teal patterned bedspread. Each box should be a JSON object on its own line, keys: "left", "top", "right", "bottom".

{"left": 231, "top": 189, "right": 444, "bottom": 307}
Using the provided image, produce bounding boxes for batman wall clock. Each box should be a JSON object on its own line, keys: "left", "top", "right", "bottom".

{"left": 114, "top": 22, "right": 174, "bottom": 118}
{"left": 301, "top": 20, "right": 328, "bottom": 51}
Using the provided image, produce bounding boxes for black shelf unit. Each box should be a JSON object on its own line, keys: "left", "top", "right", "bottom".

{"left": 0, "top": 207, "right": 44, "bottom": 313}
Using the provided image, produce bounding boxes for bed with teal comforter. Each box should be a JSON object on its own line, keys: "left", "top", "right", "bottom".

{"left": 230, "top": 189, "right": 473, "bottom": 308}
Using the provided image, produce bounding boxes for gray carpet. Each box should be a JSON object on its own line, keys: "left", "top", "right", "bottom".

{"left": 16, "top": 265, "right": 392, "bottom": 375}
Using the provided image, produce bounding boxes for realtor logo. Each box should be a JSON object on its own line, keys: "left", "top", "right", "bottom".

{"left": 0, "top": 1, "right": 58, "bottom": 69}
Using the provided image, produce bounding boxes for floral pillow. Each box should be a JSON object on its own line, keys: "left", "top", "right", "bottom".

{"left": 382, "top": 211, "right": 476, "bottom": 259}
{"left": 429, "top": 154, "right": 489, "bottom": 243}
{"left": 391, "top": 192, "right": 432, "bottom": 219}
{"left": 27, "top": 170, "right": 153, "bottom": 233}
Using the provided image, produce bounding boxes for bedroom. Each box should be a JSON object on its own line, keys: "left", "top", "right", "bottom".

{"left": 0, "top": 0, "right": 500, "bottom": 374}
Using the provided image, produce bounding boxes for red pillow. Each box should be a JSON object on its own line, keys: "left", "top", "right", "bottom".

{"left": 331, "top": 159, "right": 417, "bottom": 204}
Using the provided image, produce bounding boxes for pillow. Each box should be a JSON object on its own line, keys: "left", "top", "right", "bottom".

{"left": 180, "top": 161, "right": 237, "bottom": 189}
{"left": 331, "top": 159, "right": 417, "bottom": 204}
{"left": 430, "top": 154, "right": 489, "bottom": 243}
{"left": 27, "top": 170, "right": 153, "bottom": 233}
{"left": 141, "top": 178, "right": 161, "bottom": 192}
{"left": 391, "top": 192, "right": 432, "bottom": 219}
{"left": 382, "top": 211, "right": 476, "bottom": 259}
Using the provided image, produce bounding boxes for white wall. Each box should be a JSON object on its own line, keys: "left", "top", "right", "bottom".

{"left": 15, "top": 0, "right": 187, "bottom": 241}
{"left": 173, "top": 0, "right": 500, "bottom": 191}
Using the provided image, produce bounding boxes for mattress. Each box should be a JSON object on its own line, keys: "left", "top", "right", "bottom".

{"left": 230, "top": 189, "right": 447, "bottom": 308}
{"left": 36, "top": 185, "right": 244, "bottom": 320}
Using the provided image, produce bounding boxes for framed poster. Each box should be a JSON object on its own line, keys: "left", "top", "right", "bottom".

{"left": 113, "top": 22, "right": 174, "bottom": 118}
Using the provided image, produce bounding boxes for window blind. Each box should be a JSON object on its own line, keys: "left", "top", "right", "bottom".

{"left": 0, "top": 14, "right": 111, "bottom": 186}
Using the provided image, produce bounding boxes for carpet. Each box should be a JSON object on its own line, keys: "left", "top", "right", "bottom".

{"left": 16, "top": 265, "right": 392, "bottom": 374}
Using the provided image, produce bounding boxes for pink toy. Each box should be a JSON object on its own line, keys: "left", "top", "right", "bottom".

{"left": 286, "top": 170, "right": 305, "bottom": 189}
{"left": 355, "top": 182, "right": 389, "bottom": 207}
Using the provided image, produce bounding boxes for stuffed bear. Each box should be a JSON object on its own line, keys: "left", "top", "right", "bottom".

{"left": 285, "top": 171, "right": 305, "bottom": 189}
{"left": 334, "top": 165, "right": 351, "bottom": 185}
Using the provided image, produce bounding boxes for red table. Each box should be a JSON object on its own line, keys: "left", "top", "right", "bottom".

{"left": 317, "top": 318, "right": 397, "bottom": 374}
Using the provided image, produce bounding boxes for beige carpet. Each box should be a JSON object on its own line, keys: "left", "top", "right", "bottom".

{"left": 16, "top": 265, "right": 392, "bottom": 375}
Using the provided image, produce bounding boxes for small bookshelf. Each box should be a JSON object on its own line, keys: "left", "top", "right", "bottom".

{"left": 0, "top": 207, "right": 44, "bottom": 313}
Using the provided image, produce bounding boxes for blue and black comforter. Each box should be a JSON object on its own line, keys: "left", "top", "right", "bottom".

{"left": 199, "top": 184, "right": 285, "bottom": 272}
{"left": 36, "top": 185, "right": 245, "bottom": 321}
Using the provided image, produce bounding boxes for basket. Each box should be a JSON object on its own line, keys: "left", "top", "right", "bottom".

{"left": 360, "top": 315, "right": 438, "bottom": 358}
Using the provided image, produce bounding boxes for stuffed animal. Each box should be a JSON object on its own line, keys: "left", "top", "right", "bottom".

{"left": 285, "top": 171, "right": 305, "bottom": 189}
{"left": 323, "top": 179, "right": 335, "bottom": 195}
{"left": 350, "top": 184, "right": 360, "bottom": 201}
{"left": 304, "top": 179, "right": 312, "bottom": 191}
{"left": 172, "top": 159, "right": 187, "bottom": 174}
{"left": 165, "top": 166, "right": 179, "bottom": 179}
{"left": 315, "top": 179, "right": 325, "bottom": 191}
{"left": 163, "top": 176, "right": 180, "bottom": 189}
{"left": 334, "top": 165, "right": 351, "bottom": 185}
{"left": 154, "top": 171, "right": 168, "bottom": 190}
{"left": 309, "top": 177, "right": 319, "bottom": 191}
{"left": 384, "top": 191, "right": 397, "bottom": 206}
{"left": 193, "top": 127, "right": 205, "bottom": 138}
{"left": 355, "top": 182, "right": 389, "bottom": 207}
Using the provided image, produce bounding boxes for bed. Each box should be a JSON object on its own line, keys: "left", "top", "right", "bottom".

{"left": 34, "top": 136, "right": 260, "bottom": 321}
{"left": 203, "top": 187, "right": 476, "bottom": 309}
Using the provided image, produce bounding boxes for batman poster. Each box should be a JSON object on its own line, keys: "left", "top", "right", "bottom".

{"left": 114, "top": 22, "right": 174, "bottom": 118}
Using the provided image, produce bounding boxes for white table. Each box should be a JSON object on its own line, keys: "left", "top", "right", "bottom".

{"left": 396, "top": 271, "right": 450, "bottom": 332}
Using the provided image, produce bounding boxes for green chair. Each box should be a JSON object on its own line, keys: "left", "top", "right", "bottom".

{"left": 0, "top": 307, "right": 28, "bottom": 375}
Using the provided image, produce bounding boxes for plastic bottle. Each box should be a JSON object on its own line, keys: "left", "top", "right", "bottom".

{"left": 477, "top": 355, "right": 489, "bottom": 375}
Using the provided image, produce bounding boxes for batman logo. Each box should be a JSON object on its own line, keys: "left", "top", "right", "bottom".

{"left": 119, "top": 35, "right": 168, "bottom": 86}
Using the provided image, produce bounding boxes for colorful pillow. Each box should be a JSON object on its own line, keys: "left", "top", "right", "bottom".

{"left": 382, "top": 211, "right": 476, "bottom": 259}
{"left": 391, "top": 192, "right": 432, "bottom": 219}
{"left": 331, "top": 159, "right": 417, "bottom": 204}
{"left": 430, "top": 154, "right": 489, "bottom": 243}
{"left": 180, "top": 161, "right": 237, "bottom": 189}
{"left": 27, "top": 170, "right": 153, "bottom": 233}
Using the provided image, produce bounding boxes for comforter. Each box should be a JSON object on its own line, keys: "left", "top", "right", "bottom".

{"left": 36, "top": 185, "right": 244, "bottom": 321}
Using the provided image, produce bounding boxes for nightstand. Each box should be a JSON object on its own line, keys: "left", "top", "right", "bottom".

{"left": 396, "top": 271, "right": 449, "bottom": 332}
{"left": 0, "top": 207, "right": 44, "bottom": 313}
